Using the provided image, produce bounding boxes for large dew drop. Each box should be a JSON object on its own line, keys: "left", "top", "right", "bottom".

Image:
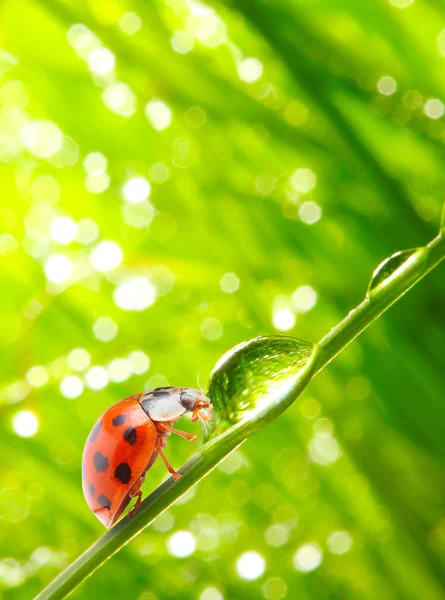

{"left": 368, "top": 249, "right": 421, "bottom": 295}
{"left": 204, "top": 336, "right": 317, "bottom": 442}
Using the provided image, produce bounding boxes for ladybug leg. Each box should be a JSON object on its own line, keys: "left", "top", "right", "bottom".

{"left": 127, "top": 476, "right": 145, "bottom": 519}
{"left": 170, "top": 427, "right": 197, "bottom": 442}
{"left": 159, "top": 447, "right": 181, "bottom": 481}
{"left": 158, "top": 422, "right": 197, "bottom": 442}
{"left": 192, "top": 405, "right": 213, "bottom": 422}
{"left": 127, "top": 491, "right": 142, "bottom": 519}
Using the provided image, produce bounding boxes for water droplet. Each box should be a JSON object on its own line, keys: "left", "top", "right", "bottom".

{"left": 367, "top": 249, "right": 421, "bottom": 294}
{"left": 205, "top": 336, "right": 317, "bottom": 442}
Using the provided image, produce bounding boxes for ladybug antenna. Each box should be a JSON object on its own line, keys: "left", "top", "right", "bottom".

{"left": 196, "top": 374, "right": 204, "bottom": 395}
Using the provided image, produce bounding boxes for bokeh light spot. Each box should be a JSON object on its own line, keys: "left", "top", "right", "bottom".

{"left": 44, "top": 255, "right": 73, "bottom": 283}
{"left": 424, "top": 98, "right": 444, "bottom": 120}
{"left": 76, "top": 218, "right": 99, "bottom": 245}
{"left": 60, "top": 375, "right": 84, "bottom": 399}
{"left": 290, "top": 168, "right": 316, "bottom": 194}
{"left": 172, "top": 31, "right": 194, "bottom": 54}
{"left": 102, "top": 83, "right": 137, "bottom": 118}
{"left": 67, "top": 24, "right": 100, "bottom": 59}
{"left": 113, "top": 278, "right": 156, "bottom": 311}
{"left": 84, "top": 172, "right": 110, "bottom": 194}
{"left": 93, "top": 317, "right": 118, "bottom": 342}
{"left": 167, "top": 531, "right": 196, "bottom": 557}
{"left": 152, "top": 511, "right": 174, "bottom": 533}
{"left": 265, "top": 524, "right": 290, "bottom": 547}
{"left": 107, "top": 358, "right": 132, "bottom": 383}
{"left": 327, "top": 530, "right": 353, "bottom": 554}
{"left": 85, "top": 366, "right": 109, "bottom": 390}
{"left": 220, "top": 272, "right": 240, "bottom": 293}
{"left": 90, "top": 241, "right": 123, "bottom": 272}
{"left": 145, "top": 100, "right": 172, "bottom": 131}
{"left": 26, "top": 366, "right": 49, "bottom": 388}
{"left": 50, "top": 217, "right": 78, "bottom": 245}
{"left": 128, "top": 350, "right": 150, "bottom": 374}
{"left": 298, "top": 201, "right": 322, "bottom": 224}
{"left": 262, "top": 577, "right": 287, "bottom": 600}
{"left": 0, "top": 557, "right": 26, "bottom": 586}
{"left": 200, "top": 587, "right": 224, "bottom": 600}
{"left": 122, "top": 176, "right": 151, "bottom": 203}
{"left": 201, "top": 318, "right": 223, "bottom": 340}
{"left": 83, "top": 152, "right": 107, "bottom": 174}
{"left": 256, "top": 173, "right": 275, "bottom": 195}
{"left": 88, "top": 48, "right": 115, "bottom": 76}
{"left": 122, "top": 201, "right": 155, "bottom": 229}
{"left": 291, "top": 286, "right": 317, "bottom": 313}
{"left": 67, "top": 348, "right": 91, "bottom": 371}
{"left": 2, "top": 381, "right": 30, "bottom": 404}
{"left": 273, "top": 308, "right": 295, "bottom": 331}
{"left": 149, "top": 162, "right": 170, "bottom": 183}
{"left": 236, "top": 551, "right": 266, "bottom": 580}
{"left": 308, "top": 429, "right": 342, "bottom": 466}
{"left": 119, "top": 12, "right": 142, "bottom": 35}
{"left": 237, "top": 58, "right": 263, "bottom": 83}
{"left": 377, "top": 76, "right": 397, "bottom": 96}
{"left": 20, "top": 121, "right": 63, "bottom": 158}
{"left": 218, "top": 450, "right": 247, "bottom": 474}
{"left": 300, "top": 397, "right": 321, "bottom": 420}
{"left": 293, "top": 543, "right": 323, "bottom": 572}
{"left": 12, "top": 410, "right": 39, "bottom": 438}
{"left": 196, "top": 14, "right": 227, "bottom": 48}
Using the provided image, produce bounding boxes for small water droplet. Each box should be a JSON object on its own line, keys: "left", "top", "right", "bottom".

{"left": 368, "top": 249, "right": 421, "bottom": 295}
{"left": 205, "top": 336, "right": 317, "bottom": 442}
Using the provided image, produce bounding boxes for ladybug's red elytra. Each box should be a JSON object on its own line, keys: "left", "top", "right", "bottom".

{"left": 82, "top": 387, "right": 212, "bottom": 528}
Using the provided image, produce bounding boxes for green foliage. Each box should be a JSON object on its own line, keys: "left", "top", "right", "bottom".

{"left": 0, "top": 0, "right": 444, "bottom": 599}
{"left": 36, "top": 232, "right": 445, "bottom": 600}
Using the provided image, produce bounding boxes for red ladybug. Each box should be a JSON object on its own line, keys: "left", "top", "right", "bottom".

{"left": 82, "top": 387, "right": 212, "bottom": 528}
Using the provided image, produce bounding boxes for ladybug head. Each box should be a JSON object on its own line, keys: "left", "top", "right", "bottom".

{"left": 141, "top": 387, "right": 212, "bottom": 423}
{"left": 180, "top": 388, "right": 213, "bottom": 423}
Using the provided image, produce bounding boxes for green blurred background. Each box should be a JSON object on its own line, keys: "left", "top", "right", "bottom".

{"left": 0, "top": 0, "right": 445, "bottom": 598}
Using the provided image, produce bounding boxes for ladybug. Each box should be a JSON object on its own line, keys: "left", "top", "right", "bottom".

{"left": 82, "top": 387, "right": 212, "bottom": 528}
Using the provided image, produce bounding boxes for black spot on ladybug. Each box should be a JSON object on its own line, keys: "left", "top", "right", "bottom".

{"left": 112, "top": 414, "right": 127, "bottom": 426}
{"left": 114, "top": 462, "right": 132, "bottom": 484}
{"left": 97, "top": 494, "right": 111, "bottom": 509}
{"left": 88, "top": 483, "right": 95, "bottom": 496}
{"left": 153, "top": 390, "right": 170, "bottom": 398}
{"left": 89, "top": 420, "right": 102, "bottom": 443}
{"left": 123, "top": 427, "right": 137, "bottom": 445}
{"left": 93, "top": 451, "right": 109, "bottom": 472}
